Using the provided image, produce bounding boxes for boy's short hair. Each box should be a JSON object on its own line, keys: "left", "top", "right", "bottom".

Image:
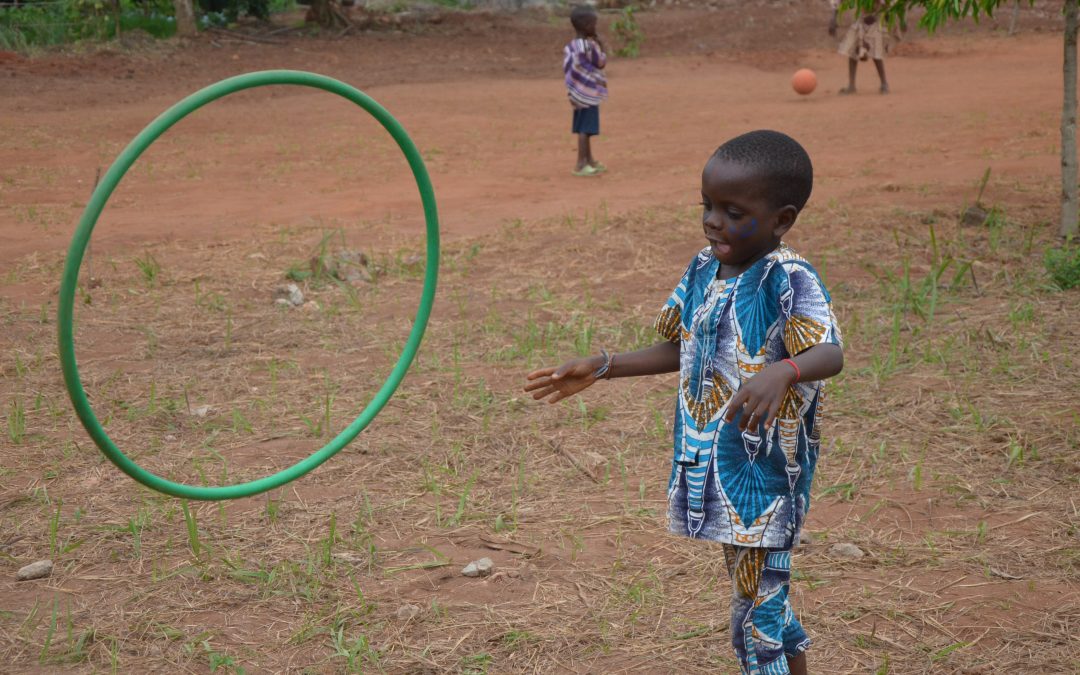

{"left": 570, "top": 4, "right": 597, "bottom": 31}
{"left": 711, "top": 130, "right": 814, "bottom": 212}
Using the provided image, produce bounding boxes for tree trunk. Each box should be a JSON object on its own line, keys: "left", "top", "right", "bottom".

{"left": 1008, "top": 0, "right": 1020, "bottom": 36}
{"left": 1063, "top": 0, "right": 1079, "bottom": 238}
{"left": 173, "top": 0, "right": 198, "bottom": 37}
{"left": 308, "top": 0, "right": 351, "bottom": 28}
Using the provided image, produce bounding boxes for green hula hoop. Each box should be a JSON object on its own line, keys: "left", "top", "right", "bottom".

{"left": 58, "top": 70, "right": 439, "bottom": 501}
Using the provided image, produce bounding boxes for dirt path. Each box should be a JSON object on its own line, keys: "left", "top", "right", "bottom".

{"left": 0, "top": 11, "right": 1064, "bottom": 276}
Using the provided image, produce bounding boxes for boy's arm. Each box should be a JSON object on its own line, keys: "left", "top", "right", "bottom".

{"left": 603, "top": 340, "right": 680, "bottom": 378}
{"left": 525, "top": 341, "right": 679, "bottom": 404}
{"left": 591, "top": 37, "right": 607, "bottom": 68}
{"left": 723, "top": 343, "right": 844, "bottom": 432}
{"left": 787, "top": 342, "right": 843, "bottom": 383}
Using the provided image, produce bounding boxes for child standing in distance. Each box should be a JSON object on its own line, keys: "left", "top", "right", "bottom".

{"left": 829, "top": 0, "right": 899, "bottom": 94}
{"left": 564, "top": 5, "right": 607, "bottom": 177}
{"left": 525, "top": 131, "right": 844, "bottom": 675}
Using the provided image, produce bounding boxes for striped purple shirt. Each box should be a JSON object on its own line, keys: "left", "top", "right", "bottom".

{"left": 563, "top": 38, "right": 607, "bottom": 108}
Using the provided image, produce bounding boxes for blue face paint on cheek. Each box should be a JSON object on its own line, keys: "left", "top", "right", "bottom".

{"left": 734, "top": 218, "right": 758, "bottom": 240}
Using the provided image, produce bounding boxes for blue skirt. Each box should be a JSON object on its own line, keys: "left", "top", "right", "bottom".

{"left": 572, "top": 106, "right": 600, "bottom": 136}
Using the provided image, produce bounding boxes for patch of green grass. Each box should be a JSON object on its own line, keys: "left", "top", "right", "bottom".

{"left": 1044, "top": 239, "right": 1080, "bottom": 289}
{"left": 460, "top": 652, "right": 492, "bottom": 675}
{"left": 6, "top": 396, "right": 26, "bottom": 444}
{"left": 133, "top": 252, "right": 161, "bottom": 287}
{"left": 328, "top": 620, "right": 379, "bottom": 673}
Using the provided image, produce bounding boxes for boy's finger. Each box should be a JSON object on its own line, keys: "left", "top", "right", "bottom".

{"left": 530, "top": 385, "right": 556, "bottom": 400}
{"left": 764, "top": 397, "right": 784, "bottom": 433}
{"left": 553, "top": 363, "right": 574, "bottom": 380}
{"left": 763, "top": 407, "right": 779, "bottom": 434}
{"left": 738, "top": 408, "right": 753, "bottom": 432}
{"left": 751, "top": 400, "right": 772, "bottom": 432}
{"left": 526, "top": 367, "right": 556, "bottom": 380}
{"left": 523, "top": 378, "right": 551, "bottom": 392}
{"left": 724, "top": 391, "right": 747, "bottom": 422}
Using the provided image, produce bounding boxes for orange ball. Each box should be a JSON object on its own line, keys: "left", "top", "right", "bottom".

{"left": 792, "top": 68, "right": 817, "bottom": 96}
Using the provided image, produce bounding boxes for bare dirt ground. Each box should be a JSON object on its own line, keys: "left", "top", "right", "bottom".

{"left": 1, "top": 2, "right": 1078, "bottom": 673}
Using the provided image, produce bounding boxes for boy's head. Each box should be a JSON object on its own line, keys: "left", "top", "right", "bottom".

{"left": 700, "top": 130, "right": 814, "bottom": 272}
{"left": 570, "top": 5, "right": 598, "bottom": 35}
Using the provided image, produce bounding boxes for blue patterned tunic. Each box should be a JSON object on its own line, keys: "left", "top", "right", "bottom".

{"left": 656, "top": 243, "right": 841, "bottom": 549}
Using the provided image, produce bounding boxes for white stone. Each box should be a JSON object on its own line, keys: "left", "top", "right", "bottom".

{"left": 828, "top": 543, "right": 865, "bottom": 560}
{"left": 461, "top": 557, "right": 494, "bottom": 578}
{"left": 273, "top": 283, "right": 304, "bottom": 307}
{"left": 16, "top": 559, "right": 53, "bottom": 581}
{"left": 395, "top": 604, "right": 421, "bottom": 620}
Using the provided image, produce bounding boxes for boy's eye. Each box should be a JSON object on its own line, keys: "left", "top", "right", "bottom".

{"left": 726, "top": 209, "right": 743, "bottom": 219}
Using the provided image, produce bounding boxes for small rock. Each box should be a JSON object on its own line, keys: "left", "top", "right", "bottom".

{"left": 461, "top": 557, "right": 494, "bottom": 578}
{"left": 247, "top": 252, "right": 266, "bottom": 260}
{"left": 273, "top": 283, "right": 304, "bottom": 307}
{"left": 342, "top": 265, "right": 374, "bottom": 283}
{"left": 16, "top": 559, "right": 53, "bottom": 581}
{"left": 189, "top": 405, "right": 213, "bottom": 418}
{"left": 828, "top": 543, "right": 865, "bottom": 560}
{"left": 961, "top": 205, "right": 988, "bottom": 227}
{"left": 395, "top": 603, "right": 421, "bottom": 620}
{"left": 302, "top": 301, "right": 321, "bottom": 312}
{"left": 799, "top": 530, "right": 817, "bottom": 547}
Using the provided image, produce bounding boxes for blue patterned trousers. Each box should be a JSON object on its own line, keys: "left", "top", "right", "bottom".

{"left": 722, "top": 545, "right": 810, "bottom": 675}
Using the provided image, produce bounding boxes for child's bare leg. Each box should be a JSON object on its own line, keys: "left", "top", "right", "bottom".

{"left": 576, "top": 133, "right": 589, "bottom": 171}
{"left": 873, "top": 58, "right": 889, "bottom": 93}
{"left": 586, "top": 137, "right": 601, "bottom": 168}
{"left": 839, "top": 57, "right": 857, "bottom": 94}
{"left": 787, "top": 651, "right": 808, "bottom": 675}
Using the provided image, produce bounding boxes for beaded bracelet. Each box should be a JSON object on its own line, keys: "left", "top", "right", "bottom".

{"left": 593, "top": 349, "right": 615, "bottom": 380}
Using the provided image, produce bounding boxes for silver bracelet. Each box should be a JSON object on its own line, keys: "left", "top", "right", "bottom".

{"left": 592, "top": 349, "right": 614, "bottom": 380}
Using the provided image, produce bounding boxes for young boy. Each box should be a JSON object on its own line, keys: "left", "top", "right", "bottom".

{"left": 829, "top": 0, "right": 892, "bottom": 94}
{"left": 564, "top": 5, "right": 607, "bottom": 176}
{"left": 525, "top": 130, "right": 844, "bottom": 675}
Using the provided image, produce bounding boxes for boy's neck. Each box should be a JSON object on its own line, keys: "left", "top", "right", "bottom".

{"left": 576, "top": 31, "right": 591, "bottom": 39}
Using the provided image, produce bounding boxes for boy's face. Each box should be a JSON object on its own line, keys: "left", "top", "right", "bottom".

{"left": 575, "top": 14, "right": 597, "bottom": 35}
{"left": 700, "top": 157, "right": 797, "bottom": 274}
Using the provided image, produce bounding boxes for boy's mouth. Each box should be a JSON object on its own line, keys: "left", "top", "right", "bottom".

{"left": 709, "top": 239, "right": 732, "bottom": 256}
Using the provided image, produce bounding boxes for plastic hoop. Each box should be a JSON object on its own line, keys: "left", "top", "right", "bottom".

{"left": 57, "top": 70, "right": 439, "bottom": 500}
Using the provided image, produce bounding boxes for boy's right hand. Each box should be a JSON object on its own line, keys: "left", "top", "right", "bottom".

{"left": 524, "top": 356, "right": 603, "bottom": 404}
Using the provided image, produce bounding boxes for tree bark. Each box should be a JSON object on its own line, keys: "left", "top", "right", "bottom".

{"left": 173, "top": 0, "right": 198, "bottom": 37}
{"left": 308, "top": 0, "right": 351, "bottom": 28}
{"left": 1063, "top": 0, "right": 1079, "bottom": 238}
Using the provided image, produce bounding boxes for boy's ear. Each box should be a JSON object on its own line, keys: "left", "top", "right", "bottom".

{"left": 773, "top": 205, "right": 798, "bottom": 237}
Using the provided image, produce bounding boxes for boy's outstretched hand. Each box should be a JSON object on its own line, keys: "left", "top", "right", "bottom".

{"left": 723, "top": 362, "right": 797, "bottom": 433}
{"left": 524, "top": 356, "right": 602, "bottom": 404}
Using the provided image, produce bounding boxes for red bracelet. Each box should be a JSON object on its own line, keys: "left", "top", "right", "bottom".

{"left": 782, "top": 358, "right": 801, "bottom": 383}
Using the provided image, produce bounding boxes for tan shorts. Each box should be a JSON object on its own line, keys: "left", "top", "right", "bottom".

{"left": 838, "top": 19, "right": 887, "bottom": 60}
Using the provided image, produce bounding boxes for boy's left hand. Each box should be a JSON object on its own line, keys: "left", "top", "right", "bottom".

{"left": 723, "top": 363, "right": 797, "bottom": 433}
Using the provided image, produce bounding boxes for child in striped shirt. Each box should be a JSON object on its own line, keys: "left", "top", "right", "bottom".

{"left": 564, "top": 5, "right": 608, "bottom": 177}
